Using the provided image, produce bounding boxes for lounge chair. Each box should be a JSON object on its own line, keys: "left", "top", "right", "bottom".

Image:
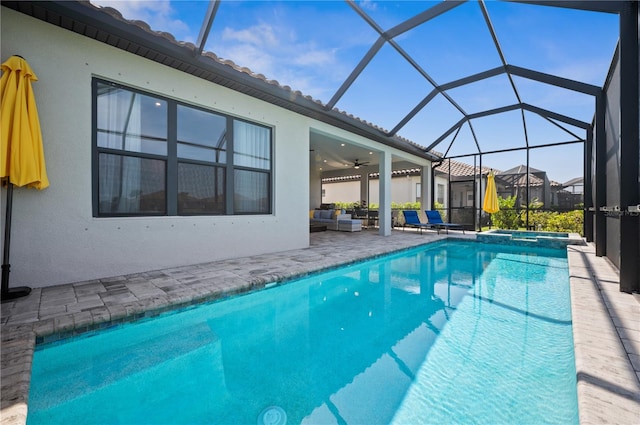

{"left": 425, "top": 210, "right": 465, "bottom": 234}
{"left": 402, "top": 210, "right": 432, "bottom": 234}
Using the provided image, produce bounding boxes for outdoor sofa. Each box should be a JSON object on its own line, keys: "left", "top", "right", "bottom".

{"left": 310, "top": 209, "right": 361, "bottom": 232}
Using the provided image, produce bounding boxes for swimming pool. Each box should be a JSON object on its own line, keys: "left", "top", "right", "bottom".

{"left": 27, "top": 240, "right": 577, "bottom": 424}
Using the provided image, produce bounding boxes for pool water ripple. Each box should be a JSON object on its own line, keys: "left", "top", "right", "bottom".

{"left": 27, "top": 241, "right": 577, "bottom": 425}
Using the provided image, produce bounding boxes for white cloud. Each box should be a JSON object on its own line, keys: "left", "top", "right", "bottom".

{"left": 93, "top": 2, "right": 349, "bottom": 100}
{"left": 91, "top": 0, "right": 191, "bottom": 42}
{"left": 358, "top": 0, "right": 378, "bottom": 12}
{"left": 547, "top": 59, "right": 612, "bottom": 86}
{"left": 222, "top": 23, "right": 279, "bottom": 48}
{"left": 293, "top": 48, "right": 336, "bottom": 67}
{"left": 214, "top": 21, "right": 340, "bottom": 99}
{"left": 221, "top": 44, "right": 278, "bottom": 77}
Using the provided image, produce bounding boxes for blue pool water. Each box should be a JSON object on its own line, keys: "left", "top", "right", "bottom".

{"left": 27, "top": 241, "right": 578, "bottom": 424}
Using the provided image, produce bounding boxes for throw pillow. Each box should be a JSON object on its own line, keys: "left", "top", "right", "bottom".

{"left": 320, "top": 209, "right": 333, "bottom": 219}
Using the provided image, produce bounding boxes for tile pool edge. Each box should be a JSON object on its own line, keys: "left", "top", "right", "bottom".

{"left": 566, "top": 244, "right": 640, "bottom": 424}
{"left": 477, "top": 229, "right": 584, "bottom": 249}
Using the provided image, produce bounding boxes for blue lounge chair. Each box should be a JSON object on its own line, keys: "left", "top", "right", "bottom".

{"left": 402, "top": 210, "right": 432, "bottom": 234}
{"left": 425, "top": 210, "right": 465, "bottom": 234}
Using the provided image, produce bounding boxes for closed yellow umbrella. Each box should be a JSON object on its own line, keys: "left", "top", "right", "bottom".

{"left": 1, "top": 55, "right": 49, "bottom": 188}
{"left": 483, "top": 171, "right": 499, "bottom": 214}
{"left": 1, "top": 55, "right": 49, "bottom": 301}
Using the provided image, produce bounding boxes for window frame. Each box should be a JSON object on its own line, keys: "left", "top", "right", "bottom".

{"left": 92, "top": 78, "right": 273, "bottom": 217}
{"left": 436, "top": 183, "right": 445, "bottom": 204}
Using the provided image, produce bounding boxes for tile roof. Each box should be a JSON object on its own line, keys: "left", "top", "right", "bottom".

{"left": 322, "top": 168, "right": 422, "bottom": 182}
{"left": 434, "top": 159, "right": 494, "bottom": 177}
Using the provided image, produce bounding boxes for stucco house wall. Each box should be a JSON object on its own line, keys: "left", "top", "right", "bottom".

{"left": 0, "top": 8, "right": 312, "bottom": 287}
{"left": 321, "top": 175, "right": 423, "bottom": 206}
{"left": 322, "top": 181, "right": 361, "bottom": 205}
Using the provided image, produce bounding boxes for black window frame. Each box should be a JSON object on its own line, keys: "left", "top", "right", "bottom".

{"left": 92, "top": 78, "right": 273, "bottom": 217}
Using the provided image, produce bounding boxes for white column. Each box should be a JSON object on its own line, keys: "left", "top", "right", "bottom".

{"left": 359, "top": 171, "right": 369, "bottom": 208}
{"left": 378, "top": 151, "right": 392, "bottom": 236}
{"left": 309, "top": 158, "right": 322, "bottom": 209}
{"left": 421, "top": 164, "right": 431, "bottom": 213}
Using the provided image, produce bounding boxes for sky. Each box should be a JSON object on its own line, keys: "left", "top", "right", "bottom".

{"left": 90, "top": 0, "right": 620, "bottom": 183}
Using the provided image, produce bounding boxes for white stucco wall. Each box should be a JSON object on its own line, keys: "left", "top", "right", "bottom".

{"left": 1, "top": 8, "right": 316, "bottom": 287}
{"left": 322, "top": 181, "right": 361, "bottom": 204}
{"left": 322, "top": 176, "right": 423, "bottom": 206}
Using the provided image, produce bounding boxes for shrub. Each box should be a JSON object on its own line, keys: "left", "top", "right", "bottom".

{"left": 333, "top": 201, "right": 358, "bottom": 210}
{"left": 526, "top": 210, "right": 554, "bottom": 230}
{"left": 522, "top": 209, "right": 584, "bottom": 236}
{"left": 390, "top": 201, "right": 421, "bottom": 210}
{"left": 434, "top": 201, "right": 446, "bottom": 221}
{"left": 547, "top": 210, "right": 584, "bottom": 235}
{"left": 492, "top": 195, "right": 521, "bottom": 229}
{"left": 333, "top": 201, "right": 421, "bottom": 211}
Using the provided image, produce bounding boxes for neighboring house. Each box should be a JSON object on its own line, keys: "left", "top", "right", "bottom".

{"left": 322, "top": 168, "right": 423, "bottom": 206}
{"left": 557, "top": 177, "right": 584, "bottom": 208}
{"left": 493, "top": 165, "right": 551, "bottom": 207}
{"left": 433, "top": 160, "right": 492, "bottom": 227}
{"left": 490, "top": 166, "right": 581, "bottom": 210}
{"left": 434, "top": 160, "right": 492, "bottom": 207}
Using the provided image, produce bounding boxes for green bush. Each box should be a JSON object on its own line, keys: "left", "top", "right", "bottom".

{"left": 522, "top": 210, "right": 583, "bottom": 235}
{"left": 492, "top": 195, "right": 521, "bottom": 230}
{"left": 333, "top": 201, "right": 421, "bottom": 211}
{"left": 546, "top": 210, "right": 583, "bottom": 235}
{"left": 434, "top": 201, "right": 446, "bottom": 221}
{"left": 526, "top": 210, "right": 554, "bottom": 230}
{"left": 518, "top": 209, "right": 584, "bottom": 236}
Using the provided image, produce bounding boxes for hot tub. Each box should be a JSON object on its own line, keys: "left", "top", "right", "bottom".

{"left": 477, "top": 229, "right": 585, "bottom": 249}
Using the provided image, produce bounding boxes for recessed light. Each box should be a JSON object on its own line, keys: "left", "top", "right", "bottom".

{"left": 369, "top": 151, "right": 373, "bottom": 155}
{"left": 340, "top": 143, "right": 345, "bottom": 147}
{"left": 323, "top": 159, "right": 327, "bottom": 163}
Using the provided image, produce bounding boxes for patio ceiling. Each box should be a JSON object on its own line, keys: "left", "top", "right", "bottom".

{"left": 2, "top": 0, "right": 622, "bottom": 173}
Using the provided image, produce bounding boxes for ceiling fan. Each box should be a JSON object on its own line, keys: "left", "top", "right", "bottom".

{"left": 351, "top": 159, "right": 370, "bottom": 169}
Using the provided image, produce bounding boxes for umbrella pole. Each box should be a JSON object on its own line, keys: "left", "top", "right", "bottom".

{"left": 1, "top": 182, "right": 31, "bottom": 302}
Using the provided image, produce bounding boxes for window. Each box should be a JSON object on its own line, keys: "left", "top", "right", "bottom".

{"left": 437, "top": 184, "right": 445, "bottom": 204}
{"left": 93, "top": 79, "right": 272, "bottom": 216}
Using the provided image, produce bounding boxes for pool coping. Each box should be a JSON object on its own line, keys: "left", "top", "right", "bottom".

{"left": 565, "top": 244, "right": 640, "bottom": 424}
{"left": 1, "top": 230, "right": 638, "bottom": 424}
{"left": 477, "top": 229, "right": 585, "bottom": 248}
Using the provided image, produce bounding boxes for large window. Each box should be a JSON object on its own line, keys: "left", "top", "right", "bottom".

{"left": 93, "top": 79, "right": 272, "bottom": 216}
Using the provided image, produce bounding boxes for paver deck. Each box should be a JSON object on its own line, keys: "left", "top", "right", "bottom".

{"left": 1, "top": 230, "right": 638, "bottom": 424}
